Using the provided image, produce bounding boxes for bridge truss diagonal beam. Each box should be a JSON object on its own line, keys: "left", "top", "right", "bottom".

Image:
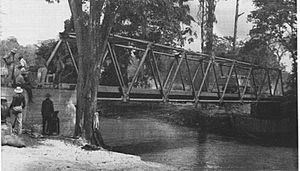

{"left": 49, "top": 32, "right": 284, "bottom": 104}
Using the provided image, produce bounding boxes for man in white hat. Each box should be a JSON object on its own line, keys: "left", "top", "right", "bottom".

{"left": 10, "top": 87, "right": 26, "bottom": 135}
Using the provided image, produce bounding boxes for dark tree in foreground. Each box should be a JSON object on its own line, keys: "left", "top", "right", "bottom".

{"left": 44, "top": 0, "right": 196, "bottom": 145}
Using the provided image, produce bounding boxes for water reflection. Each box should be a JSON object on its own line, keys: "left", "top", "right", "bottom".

{"left": 100, "top": 117, "right": 298, "bottom": 170}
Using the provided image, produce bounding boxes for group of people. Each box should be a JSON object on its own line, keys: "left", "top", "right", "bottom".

{"left": 1, "top": 48, "right": 68, "bottom": 103}
{"left": 1, "top": 88, "right": 59, "bottom": 135}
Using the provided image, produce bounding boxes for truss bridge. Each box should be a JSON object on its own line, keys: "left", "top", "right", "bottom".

{"left": 48, "top": 33, "right": 284, "bottom": 105}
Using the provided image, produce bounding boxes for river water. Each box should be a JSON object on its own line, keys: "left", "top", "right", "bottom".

{"left": 100, "top": 117, "right": 298, "bottom": 170}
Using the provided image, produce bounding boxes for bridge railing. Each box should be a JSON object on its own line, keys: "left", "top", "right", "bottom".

{"left": 49, "top": 32, "right": 284, "bottom": 104}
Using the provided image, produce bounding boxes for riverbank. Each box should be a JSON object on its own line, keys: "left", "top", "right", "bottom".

{"left": 100, "top": 101, "right": 298, "bottom": 147}
{"left": 100, "top": 101, "right": 235, "bottom": 132}
{"left": 1, "top": 133, "right": 175, "bottom": 171}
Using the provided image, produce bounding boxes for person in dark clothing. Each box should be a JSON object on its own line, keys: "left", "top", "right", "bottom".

{"left": 41, "top": 93, "right": 54, "bottom": 135}
{"left": 50, "top": 111, "right": 60, "bottom": 135}
{"left": 10, "top": 87, "right": 26, "bottom": 135}
{"left": 1, "top": 97, "right": 10, "bottom": 124}
{"left": 15, "top": 69, "right": 33, "bottom": 103}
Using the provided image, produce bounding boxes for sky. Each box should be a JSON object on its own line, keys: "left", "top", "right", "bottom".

{"left": 0, "top": 0, "right": 71, "bottom": 45}
{"left": 0, "top": 0, "right": 292, "bottom": 71}
{"left": 185, "top": 0, "right": 254, "bottom": 51}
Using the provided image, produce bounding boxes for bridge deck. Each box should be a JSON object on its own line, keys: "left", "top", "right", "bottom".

{"left": 97, "top": 85, "right": 281, "bottom": 103}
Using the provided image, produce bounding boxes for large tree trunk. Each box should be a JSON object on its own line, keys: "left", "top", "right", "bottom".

{"left": 205, "top": 0, "right": 215, "bottom": 55}
{"left": 68, "top": 0, "right": 116, "bottom": 144}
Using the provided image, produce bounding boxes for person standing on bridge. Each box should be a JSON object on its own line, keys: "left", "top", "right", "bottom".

{"left": 3, "top": 48, "right": 17, "bottom": 86}
{"left": 53, "top": 56, "right": 65, "bottom": 89}
{"left": 36, "top": 56, "right": 48, "bottom": 88}
{"left": 41, "top": 93, "right": 54, "bottom": 135}
{"left": 18, "top": 56, "right": 28, "bottom": 71}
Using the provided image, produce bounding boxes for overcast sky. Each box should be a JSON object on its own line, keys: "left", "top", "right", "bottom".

{"left": 0, "top": 0, "right": 254, "bottom": 46}
{"left": 0, "top": 0, "right": 291, "bottom": 71}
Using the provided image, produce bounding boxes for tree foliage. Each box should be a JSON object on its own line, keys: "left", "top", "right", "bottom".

{"left": 113, "top": 0, "right": 195, "bottom": 46}
{"left": 0, "top": 37, "right": 37, "bottom": 66}
{"left": 248, "top": 0, "right": 297, "bottom": 73}
{"left": 248, "top": 0, "right": 297, "bottom": 116}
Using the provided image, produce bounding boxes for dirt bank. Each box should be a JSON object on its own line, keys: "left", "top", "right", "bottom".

{"left": 100, "top": 101, "right": 233, "bottom": 133}
{"left": 2, "top": 135, "right": 175, "bottom": 171}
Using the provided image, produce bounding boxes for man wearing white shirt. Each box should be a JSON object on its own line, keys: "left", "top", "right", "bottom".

{"left": 18, "top": 56, "right": 28, "bottom": 70}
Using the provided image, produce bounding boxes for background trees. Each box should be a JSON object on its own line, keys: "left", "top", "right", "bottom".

{"left": 0, "top": 37, "right": 37, "bottom": 66}
{"left": 247, "top": 0, "right": 297, "bottom": 83}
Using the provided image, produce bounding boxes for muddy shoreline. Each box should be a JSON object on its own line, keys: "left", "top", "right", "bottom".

{"left": 100, "top": 101, "right": 298, "bottom": 147}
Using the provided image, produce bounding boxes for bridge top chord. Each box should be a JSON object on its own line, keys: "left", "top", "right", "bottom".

{"left": 47, "top": 32, "right": 284, "bottom": 104}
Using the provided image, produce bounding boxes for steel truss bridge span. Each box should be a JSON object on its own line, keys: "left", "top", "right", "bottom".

{"left": 48, "top": 33, "right": 284, "bottom": 105}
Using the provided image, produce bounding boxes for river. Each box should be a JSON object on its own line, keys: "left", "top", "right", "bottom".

{"left": 100, "top": 117, "right": 298, "bottom": 170}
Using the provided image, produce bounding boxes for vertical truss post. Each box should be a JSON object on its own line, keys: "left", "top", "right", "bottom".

{"left": 233, "top": 66, "right": 241, "bottom": 98}
{"left": 220, "top": 63, "right": 224, "bottom": 76}
{"left": 200, "top": 61, "right": 209, "bottom": 91}
{"left": 107, "top": 43, "right": 126, "bottom": 100}
{"left": 165, "top": 53, "right": 185, "bottom": 98}
{"left": 163, "top": 58, "right": 176, "bottom": 89}
{"left": 99, "top": 49, "right": 109, "bottom": 68}
{"left": 65, "top": 41, "right": 79, "bottom": 73}
{"left": 267, "top": 69, "right": 272, "bottom": 96}
{"left": 127, "top": 43, "right": 151, "bottom": 97}
{"left": 192, "top": 61, "right": 202, "bottom": 84}
{"left": 148, "top": 51, "right": 159, "bottom": 89}
{"left": 220, "top": 61, "right": 235, "bottom": 103}
{"left": 273, "top": 70, "right": 280, "bottom": 96}
{"left": 280, "top": 70, "right": 284, "bottom": 96}
{"left": 175, "top": 55, "right": 186, "bottom": 91}
{"left": 251, "top": 69, "right": 258, "bottom": 98}
{"left": 151, "top": 51, "right": 166, "bottom": 100}
{"left": 212, "top": 62, "right": 221, "bottom": 98}
{"left": 195, "top": 60, "right": 212, "bottom": 106}
{"left": 257, "top": 69, "right": 267, "bottom": 99}
{"left": 184, "top": 53, "right": 196, "bottom": 97}
{"left": 240, "top": 67, "right": 252, "bottom": 101}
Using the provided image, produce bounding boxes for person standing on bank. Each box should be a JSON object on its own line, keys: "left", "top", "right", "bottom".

{"left": 10, "top": 87, "right": 26, "bottom": 135}
{"left": 41, "top": 93, "right": 54, "bottom": 135}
